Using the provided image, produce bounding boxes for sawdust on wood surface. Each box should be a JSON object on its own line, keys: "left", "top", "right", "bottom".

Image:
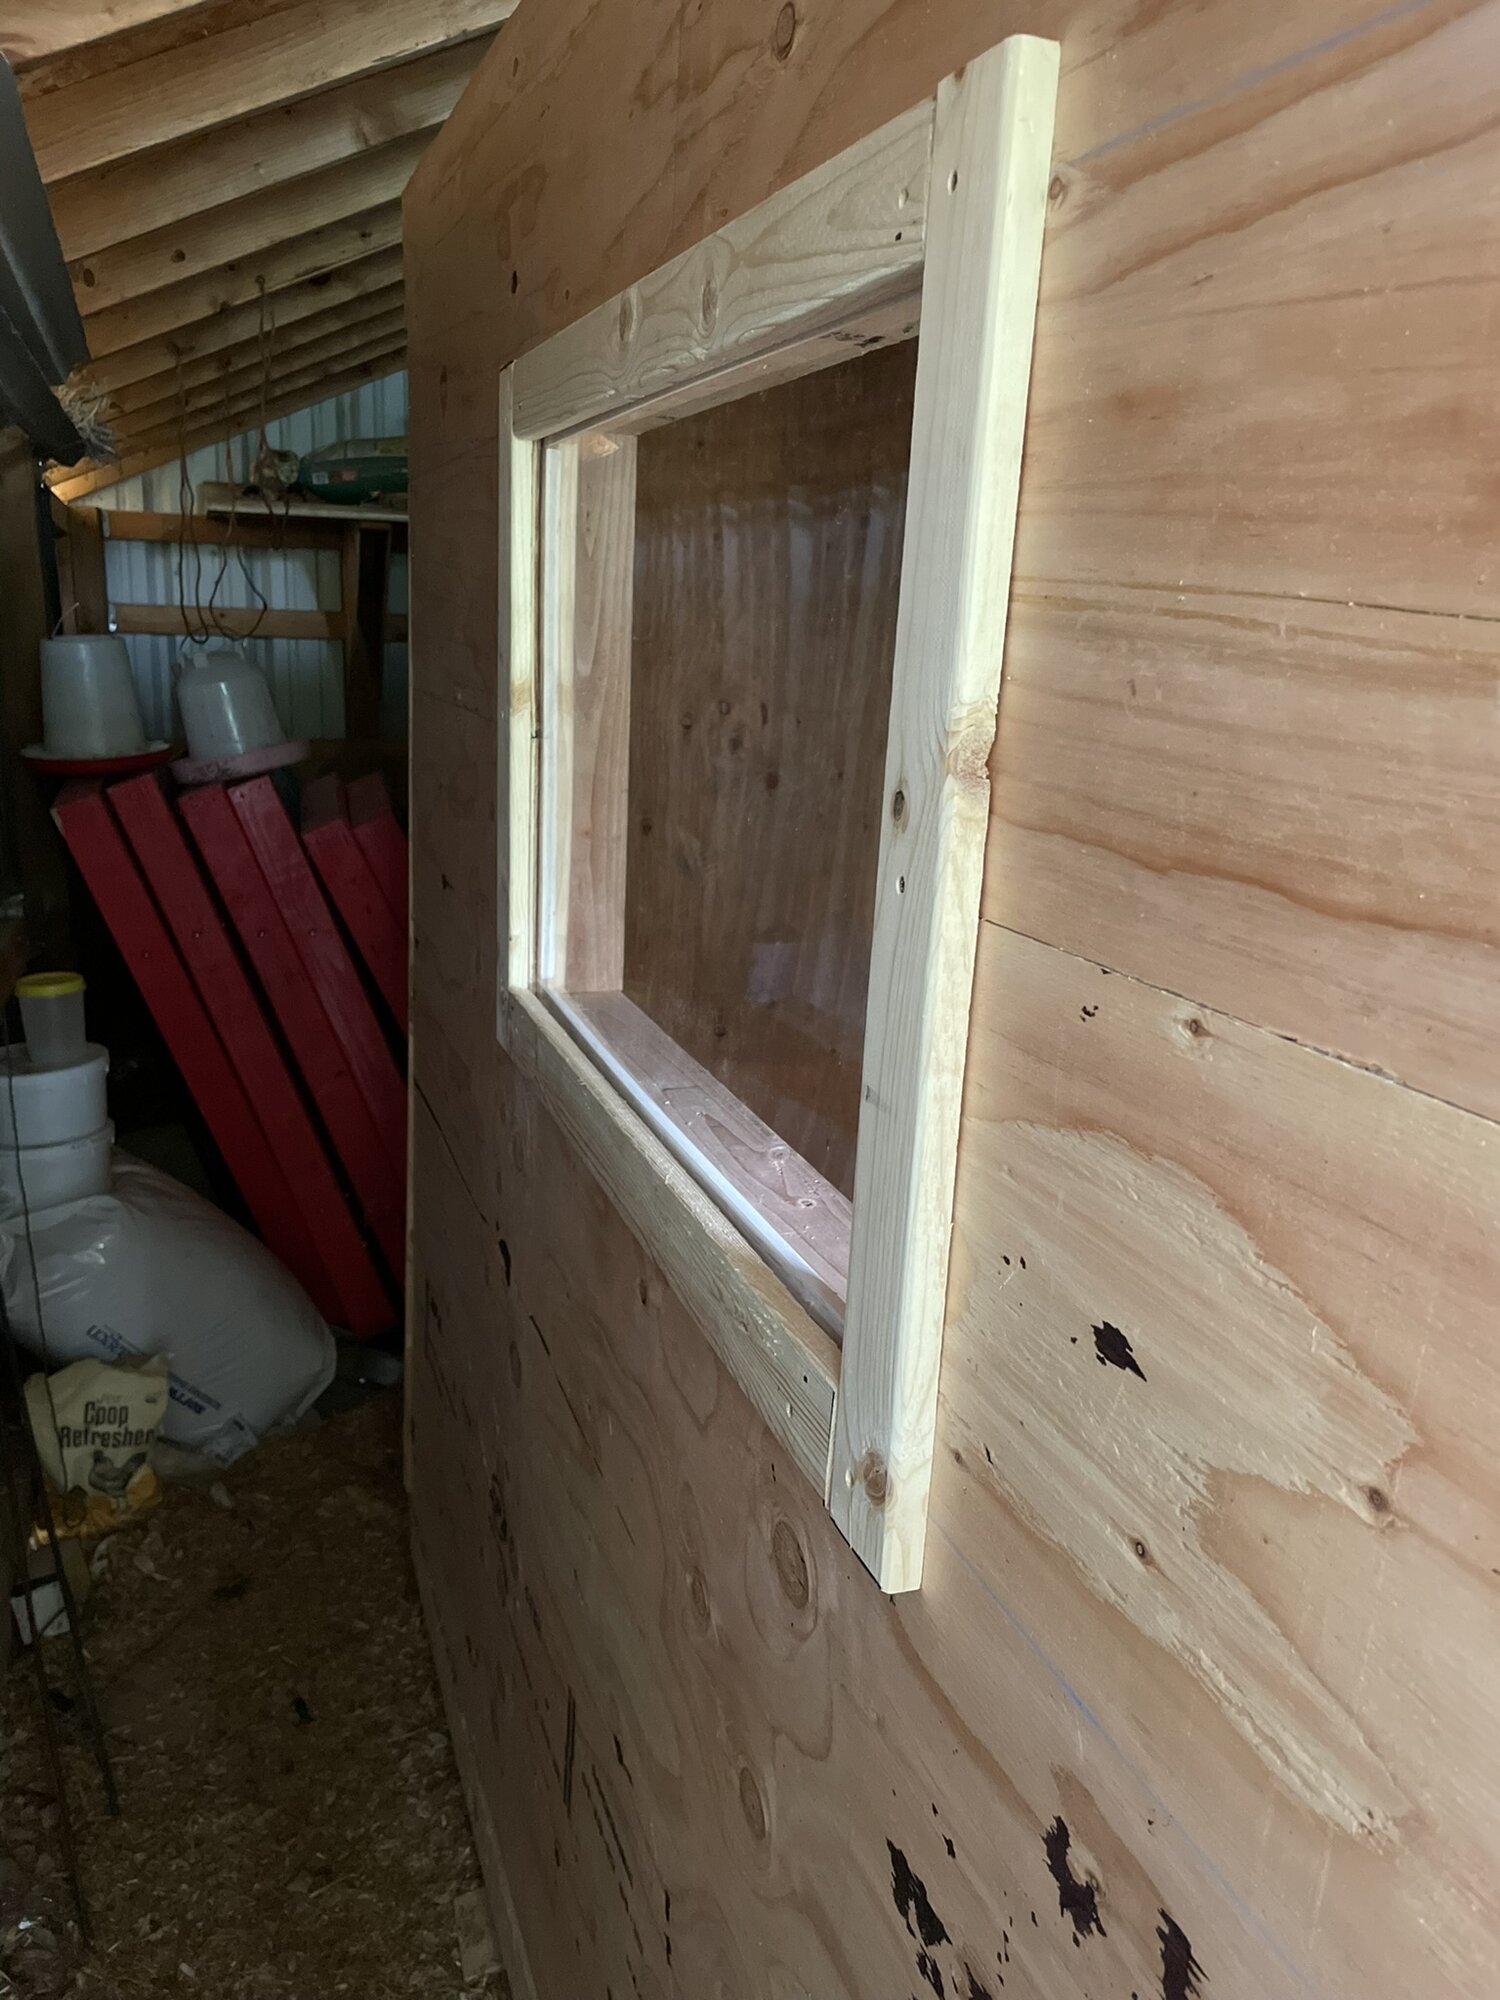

{"left": 0, "top": 1395, "right": 507, "bottom": 2000}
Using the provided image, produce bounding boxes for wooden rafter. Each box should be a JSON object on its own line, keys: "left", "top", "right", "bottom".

{"left": 0, "top": 1, "right": 217, "bottom": 67}
{"left": 81, "top": 250, "right": 405, "bottom": 396}
{"left": 120, "top": 308, "right": 408, "bottom": 435}
{"left": 49, "top": 40, "right": 479, "bottom": 262}
{"left": 70, "top": 135, "right": 429, "bottom": 315}
{"left": 106, "top": 286, "right": 406, "bottom": 416}
{"left": 20, "top": 2, "right": 512, "bottom": 485}
{"left": 83, "top": 202, "right": 403, "bottom": 360}
{"left": 19, "top": 0, "right": 509, "bottom": 184}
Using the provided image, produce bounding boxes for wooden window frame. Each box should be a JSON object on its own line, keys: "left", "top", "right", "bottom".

{"left": 497, "top": 34, "right": 1058, "bottom": 1593}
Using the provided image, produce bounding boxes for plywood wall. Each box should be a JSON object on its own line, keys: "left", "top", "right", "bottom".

{"left": 402, "top": 5, "right": 1500, "bottom": 1998}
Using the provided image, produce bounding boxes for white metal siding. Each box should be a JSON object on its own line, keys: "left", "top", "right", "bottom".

{"left": 90, "top": 371, "right": 409, "bottom": 742}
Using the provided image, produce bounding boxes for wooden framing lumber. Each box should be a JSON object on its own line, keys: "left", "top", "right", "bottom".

{"left": 0, "top": 1, "right": 215, "bottom": 67}
{"left": 112, "top": 604, "right": 348, "bottom": 642}
{"left": 52, "top": 780, "right": 334, "bottom": 1304}
{"left": 19, "top": 0, "right": 514, "bottom": 185}
{"left": 104, "top": 289, "right": 406, "bottom": 418}
{"left": 71, "top": 145, "right": 429, "bottom": 319}
{"left": 49, "top": 43, "right": 480, "bottom": 261}
{"left": 50, "top": 502, "right": 109, "bottom": 633}
{"left": 120, "top": 332, "right": 408, "bottom": 450}
{"left": 180, "top": 781, "right": 405, "bottom": 1276}
{"left": 501, "top": 36, "right": 1058, "bottom": 1591}
{"left": 109, "top": 772, "right": 394, "bottom": 1335}
{"left": 79, "top": 203, "right": 404, "bottom": 361}
{"left": 78, "top": 250, "right": 405, "bottom": 397}
{"left": 116, "top": 309, "right": 408, "bottom": 434}
{"left": 99, "top": 508, "right": 346, "bottom": 552}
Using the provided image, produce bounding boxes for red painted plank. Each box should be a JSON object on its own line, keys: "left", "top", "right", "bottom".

{"left": 110, "top": 773, "right": 393, "bottom": 1336}
{"left": 228, "top": 777, "right": 406, "bottom": 1171}
{"left": 179, "top": 782, "right": 406, "bottom": 1277}
{"left": 302, "top": 774, "right": 408, "bottom": 1030}
{"left": 347, "top": 772, "right": 408, "bottom": 933}
{"left": 52, "top": 782, "right": 332, "bottom": 1310}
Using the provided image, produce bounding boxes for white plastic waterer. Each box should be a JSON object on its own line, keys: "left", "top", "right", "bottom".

{"left": 175, "top": 642, "right": 286, "bottom": 762}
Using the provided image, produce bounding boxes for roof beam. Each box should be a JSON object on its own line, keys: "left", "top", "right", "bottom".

{"left": 113, "top": 330, "right": 408, "bottom": 459}
{"left": 51, "top": 347, "right": 408, "bottom": 498}
{"left": 117, "top": 305, "right": 407, "bottom": 433}
{"left": 104, "top": 283, "right": 405, "bottom": 414}
{"left": 70, "top": 134, "right": 428, "bottom": 315}
{"left": 47, "top": 40, "right": 482, "bottom": 262}
{"left": 19, "top": 0, "right": 514, "bottom": 184}
{"left": 82, "top": 202, "right": 402, "bottom": 358}
{"left": 1, "top": 1, "right": 217, "bottom": 68}
{"left": 76, "top": 248, "right": 405, "bottom": 395}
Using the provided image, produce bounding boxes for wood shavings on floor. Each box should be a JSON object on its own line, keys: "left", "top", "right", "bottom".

{"left": 0, "top": 1396, "right": 509, "bottom": 2000}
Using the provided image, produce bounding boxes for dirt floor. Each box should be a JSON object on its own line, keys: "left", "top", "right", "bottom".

{"left": 0, "top": 1396, "right": 508, "bottom": 2000}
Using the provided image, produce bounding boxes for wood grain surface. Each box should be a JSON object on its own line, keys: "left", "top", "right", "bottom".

{"left": 405, "top": 0, "right": 1500, "bottom": 1994}
{"left": 625, "top": 343, "right": 913, "bottom": 1196}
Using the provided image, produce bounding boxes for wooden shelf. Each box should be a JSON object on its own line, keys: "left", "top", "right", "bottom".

{"left": 197, "top": 480, "right": 407, "bottom": 525}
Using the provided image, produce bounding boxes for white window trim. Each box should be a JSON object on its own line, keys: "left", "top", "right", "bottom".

{"left": 497, "top": 33, "right": 1058, "bottom": 1593}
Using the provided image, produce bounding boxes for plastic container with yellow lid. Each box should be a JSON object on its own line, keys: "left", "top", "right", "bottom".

{"left": 16, "top": 970, "right": 87, "bottom": 1069}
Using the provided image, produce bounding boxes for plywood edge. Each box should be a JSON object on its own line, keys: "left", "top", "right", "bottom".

{"left": 412, "top": 1554, "right": 543, "bottom": 2000}
{"left": 505, "top": 987, "right": 839, "bottom": 1495}
{"left": 830, "top": 34, "right": 1059, "bottom": 1593}
{"left": 509, "top": 92, "right": 934, "bottom": 440}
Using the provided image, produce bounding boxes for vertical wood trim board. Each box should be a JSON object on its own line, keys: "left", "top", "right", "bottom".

{"left": 830, "top": 36, "right": 1059, "bottom": 1588}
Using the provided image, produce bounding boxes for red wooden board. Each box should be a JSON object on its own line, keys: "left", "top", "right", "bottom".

{"left": 110, "top": 773, "right": 393, "bottom": 1336}
{"left": 179, "top": 783, "right": 405, "bottom": 1276}
{"left": 346, "top": 772, "right": 408, "bottom": 933}
{"left": 302, "top": 774, "right": 408, "bottom": 1030}
{"left": 52, "top": 782, "right": 333, "bottom": 1311}
{"left": 228, "top": 777, "right": 405, "bottom": 1171}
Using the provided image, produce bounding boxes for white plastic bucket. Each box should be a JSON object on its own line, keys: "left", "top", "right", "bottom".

{"left": 0, "top": 1121, "right": 114, "bottom": 1218}
{"left": 176, "top": 644, "right": 285, "bottom": 761}
{"left": 0, "top": 1045, "right": 109, "bottom": 1147}
{"left": 40, "top": 635, "right": 147, "bottom": 759}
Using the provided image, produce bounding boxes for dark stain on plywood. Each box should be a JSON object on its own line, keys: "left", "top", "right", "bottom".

{"left": 1158, "top": 1911, "right": 1205, "bottom": 1999}
{"left": 1042, "top": 1818, "right": 1105, "bottom": 1941}
{"left": 1092, "top": 1320, "right": 1146, "bottom": 1380}
{"left": 889, "top": 1840, "right": 950, "bottom": 1949}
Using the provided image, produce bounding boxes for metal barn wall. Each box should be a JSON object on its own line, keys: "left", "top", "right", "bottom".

{"left": 88, "top": 370, "right": 408, "bottom": 742}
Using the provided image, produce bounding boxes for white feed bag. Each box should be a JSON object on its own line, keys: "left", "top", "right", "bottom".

{"left": 0, "top": 1155, "right": 335, "bottom": 1466}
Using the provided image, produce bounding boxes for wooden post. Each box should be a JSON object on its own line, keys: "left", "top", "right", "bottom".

{"left": 53, "top": 503, "right": 110, "bottom": 634}
{"left": 340, "top": 522, "right": 391, "bottom": 739}
{"left": 0, "top": 431, "right": 70, "bottom": 957}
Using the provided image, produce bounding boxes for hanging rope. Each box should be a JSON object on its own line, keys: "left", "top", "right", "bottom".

{"left": 173, "top": 351, "right": 209, "bottom": 645}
